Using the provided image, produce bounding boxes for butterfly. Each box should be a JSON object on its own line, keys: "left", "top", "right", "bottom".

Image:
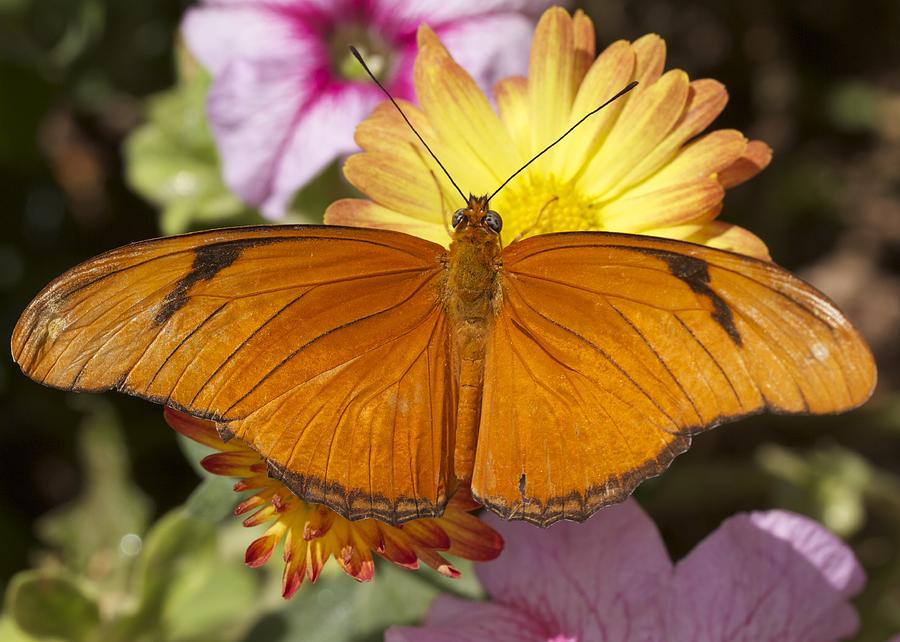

{"left": 11, "top": 192, "right": 876, "bottom": 527}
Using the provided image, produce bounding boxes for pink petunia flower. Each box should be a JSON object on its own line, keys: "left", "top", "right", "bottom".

{"left": 388, "top": 499, "right": 866, "bottom": 642}
{"left": 182, "top": 0, "right": 562, "bottom": 217}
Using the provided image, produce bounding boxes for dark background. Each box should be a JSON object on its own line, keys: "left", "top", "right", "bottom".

{"left": 1, "top": 1, "right": 898, "bottom": 639}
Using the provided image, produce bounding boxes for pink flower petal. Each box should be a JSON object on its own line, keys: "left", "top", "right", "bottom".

{"left": 372, "top": 0, "right": 560, "bottom": 33}
{"left": 663, "top": 510, "right": 864, "bottom": 642}
{"left": 435, "top": 13, "right": 538, "bottom": 85}
{"left": 185, "top": 0, "right": 557, "bottom": 216}
{"left": 205, "top": 57, "right": 313, "bottom": 207}
{"left": 261, "top": 84, "right": 382, "bottom": 217}
{"left": 479, "top": 500, "right": 672, "bottom": 641}
{"left": 387, "top": 595, "right": 547, "bottom": 642}
{"left": 183, "top": 4, "right": 318, "bottom": 75}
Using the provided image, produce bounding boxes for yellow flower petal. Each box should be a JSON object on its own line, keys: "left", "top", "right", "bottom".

{"left": 559, "top": 39, "right": 634, "bottom": 181}
{"left": 617, "top": 78, "right": 729, "bottom": 188}
{"left": 494, "top": 76, "right": 530, "bottom": 160}
{"left": 719, "top": 139, "right": 773, "bottom": 188}
{"left": 601, "top": 177, "right": 725, "bottom": 231}
{"left": 353, "top": 100, "right": 463, "bottom": 209}
{"left": 628, "top": 129, "right": 748, "bottom": 195}
{"left": 354, "top": 99, "right": 433, "bottom": 153}
{"left": 414, "top": 25, "right": 517, "bottom": 192}
{"left": 528, "top": 7, "right": 577, "bottom": 167}
{"left": 572, "top": 10, "right": 596, "bottom": 84}
{"left": 325, "top": 199, "right": 447, "bottom": 246}
{"left": 337, "top": 7, "right": 771, "bottom": 260}
{"left": 344, "top": 152, "right": 443, "bottom": 220}
{"left": 583, "top": 69, "right": 690, "bottom": 198}
{"left": 655, "top": 220, "right": 772, "bottom": 260}
{"left": 631, "top": 33, "right": 666, "bottom": 87}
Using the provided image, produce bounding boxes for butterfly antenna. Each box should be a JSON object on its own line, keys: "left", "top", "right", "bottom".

{"left": 350, "top": 46, "right": 467, "bottom": 203}
{"left": 488, "top": 81, "right": 639, "bottom": 202}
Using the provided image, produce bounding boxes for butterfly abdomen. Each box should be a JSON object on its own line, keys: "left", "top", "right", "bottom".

{"left": 446, "top": 222, "right": 503, "bottom": 482}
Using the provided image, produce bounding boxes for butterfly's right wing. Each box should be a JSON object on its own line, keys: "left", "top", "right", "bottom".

{"left": 473, "top": 232, "right": 875, "bottom": 526}
{"left": 12, "top": 225, "right": 455, "bottom": 524}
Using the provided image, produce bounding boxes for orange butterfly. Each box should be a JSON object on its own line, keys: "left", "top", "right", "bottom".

{"left": 11, "top": 193, "right": 876, "bottom": 526}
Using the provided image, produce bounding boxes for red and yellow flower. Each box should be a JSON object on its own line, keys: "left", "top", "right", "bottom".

{"left": 327, "top": 7, "right": 772, "bottom": 259}
{"left": 165, "top": 408, "right": 503, "bottom": 599}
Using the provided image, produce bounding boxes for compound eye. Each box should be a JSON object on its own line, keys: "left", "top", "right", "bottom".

{"left": 451, "top": 209, "right": 466, "bottom": 228}
{"left": 483, "top": 210, "right": 503, "bottom": 233}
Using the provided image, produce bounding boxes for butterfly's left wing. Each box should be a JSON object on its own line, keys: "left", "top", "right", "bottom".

{"left": 473, "top": 232, "right": 875, "bottom": 526}
{"left": 12, "top": 225, "right": 454, "bottom": 524}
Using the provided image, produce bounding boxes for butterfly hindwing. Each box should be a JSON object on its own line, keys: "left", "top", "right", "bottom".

{"left": 12, "top": 225, "right": 454, "bottom": 524}
{"left": 473, "top": 232, "right": 876, "bottom": 526}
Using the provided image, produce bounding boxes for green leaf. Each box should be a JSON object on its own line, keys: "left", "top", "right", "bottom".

{"left": 123, "top": 43, "right": 261, "bottom": 235}
{"left": 0, "top": 617, "right": 41, "bottom": 642}
{"left": 161, "top": 551, "right": 257, "bottom": 642}
{"left": 184, "top": 476, "right": 241, "bottom": 523}
{"left": 113, "top": 509, "right": 258, "bottom": 642}
{"left": 131, "top": 510, "right": 218, "bottom": 617}
{"left": 6, "top": 570, "right": 100, "bottom": 642}
{"left": 36, "top": 398, "right": 151, "bottom": 583}
{"left": 244, "top": 559, "right": 485, "bottom": 642}
{"left": 758, "top": 443, "right": 874, "bottom": 536}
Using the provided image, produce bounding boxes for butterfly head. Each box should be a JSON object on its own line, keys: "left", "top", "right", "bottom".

{"left": 451, "top": 195, "right": 503, "bottom": 240}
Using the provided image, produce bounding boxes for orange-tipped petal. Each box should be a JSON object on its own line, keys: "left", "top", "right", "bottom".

{"left": 414, "top": 547, "right": 460, "bottom": 579}
{"left": 282, "top": 542, "right": 307, "bottom": 599}
{"left": 234, "top": 492, "right": 273, "bottom": 516}
{"left": 164, "top": 407, "right": 241, "bottom": 451}
{"left": 242, "top": 503, "right": 278, "bottom": 528}
{"left": 442, "top": 515, "right": 505, "bottom": 562}
{"left": 304, "top": 504, "right": 336, "bottom": 540}
{"left": 584, "top": 69, "right": 690, "bottom": 198}
{"left": 602, "top": 178, "right": 725, "bottom": 231}
{"left": 631, "top": 33, "right": 667, "bottom": 88}
{"left": 233, "top": 474, "right": 271, "bottom": 492}
{"left": 636, "top": 129, "right": 748, "bottom": 191}
{"left": 201, "top": 450, "right": 260, "bottom": 476}
{"left": 414, "top": 25, "right": 516, "bottom": 191}
{"left": 719, "top": 139, "right": 773, "bottom": 188}
{"left": 353, "top": 99, "right": 433, "bottom": 154}
{"left": 344, "top": 151, "right": 444, "bottom": 220}
{"left": 529, "top": 7, "right": 577, "bottom": 159}
{"left": 245, "top": 533, "right": 278, "bottom": 568}
{"left": 402, "top": 519, "right": 452, "bottom": 551}
{"left": 379, "top": 526, "right": 420, "bottom": 568}
{"left": 325, "top": 199, "right": 448, "bottom": 246}
{"left": 306, "top": 538, "right": 329, "bottom": 583}
{"left": 619, "top": 79, "right": 730, "bottom": 188}
{"left": 560, "top": 39, "right": 634, "bottom": 180}
{"left": 572, "top": 10, "right": 596, "bottom": 84}
{"left": 656, "top": 221, "right": 771, "bottom": 260}
{"left": 166, "top": 410, "right": 503, "bottom": 599}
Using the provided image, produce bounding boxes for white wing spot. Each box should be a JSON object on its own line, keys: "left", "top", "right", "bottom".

{"left": 811, "top": 343, "right": 829, "bottom": 362}
{"left": 45, "top": 316, "right": 66, "bottom": 341}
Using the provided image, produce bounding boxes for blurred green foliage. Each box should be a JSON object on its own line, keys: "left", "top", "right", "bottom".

{"left": 2, "top": 0, "right": 899, "bottom": 640}
{"left": 123, "top": 44, "right": 254, "bottom": 236}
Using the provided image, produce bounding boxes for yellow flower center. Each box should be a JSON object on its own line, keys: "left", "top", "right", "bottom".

{"left": 496, "top": 176, "right": 597, "bottom": 243}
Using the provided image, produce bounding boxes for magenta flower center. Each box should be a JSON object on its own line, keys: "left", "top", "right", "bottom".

{"left": 328, "top": 22, "right": 395, "bottom": 82}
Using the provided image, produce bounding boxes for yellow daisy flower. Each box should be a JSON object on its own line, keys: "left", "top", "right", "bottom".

{"left": 165, "top": 408, "right": 503, "bottom": 599}
{"left": 326, "top": 6, "right": 772, "bottom": 259}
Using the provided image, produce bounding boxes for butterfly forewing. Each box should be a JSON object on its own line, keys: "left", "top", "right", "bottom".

{"left": 473, "top": 232, "right": 876, "bottom": 526}
{"left": 12, "top": 225, "right": 454, "bottom": 523}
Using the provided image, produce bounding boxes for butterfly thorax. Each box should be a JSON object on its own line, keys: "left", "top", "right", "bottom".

{"left": 444, "top": 195, "right": 503, "bottom": 482}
